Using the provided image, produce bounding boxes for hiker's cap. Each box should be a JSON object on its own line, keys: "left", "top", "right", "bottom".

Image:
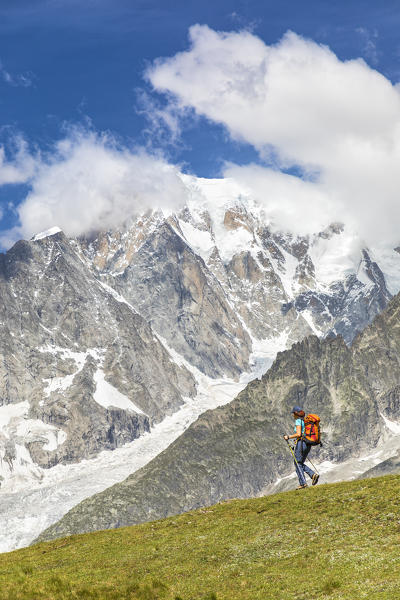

{"left": 292, "top": 405, "right": 303, "bottom": 414}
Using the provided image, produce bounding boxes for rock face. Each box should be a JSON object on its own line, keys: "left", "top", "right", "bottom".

{"left": 108, "top": 221, "right": 251, "bottom": 379}
{"left": 37, "top": 291, "right": 400, "bottom": 541}
{"left": 0, "top": 230, "right": 196, "bottom": 475}
{"left": 76, "top": 178, "right": 394, "bottom": 382}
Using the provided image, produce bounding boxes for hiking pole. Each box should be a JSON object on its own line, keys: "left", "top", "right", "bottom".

{"left": 306, "top": 455, "right": 320, "bottom": 476}
{"left": 284, "top": 438, "right": 301, "bottom": 470}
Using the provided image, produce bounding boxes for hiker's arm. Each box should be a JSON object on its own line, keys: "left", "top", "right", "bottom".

{"left": 284, "top": 425, "right": 302, "bottom": 440}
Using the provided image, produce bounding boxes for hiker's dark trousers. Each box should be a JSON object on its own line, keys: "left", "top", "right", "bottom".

{"left": 294, "top": 440, "right": 315, "bottom": 486}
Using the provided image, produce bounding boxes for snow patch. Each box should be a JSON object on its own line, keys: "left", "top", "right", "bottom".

{"left": 356, "top": 259, "right": 374, "bottom": 289}
{"left": 93, "top": 369, "right": 146, "bottom": 415}
{"left": 370, "top": 245, "right": 400, "bottom": 295}
{"left": 301, "top": 309, "right": 324, "bottom": 336}
{"left": 15, "top": 419, "right": 67, "bottom": 452}
{"left": 98, "top": 281, "right": 138, "bottom": 313}
{"left": 242, "top": 331, "right": 289, "bottom": 382}
{"left": 32, "top": 227, "right": 62, "bottom": 241}
{"left": 183, "top": 176, "right": 256, "bottom": 264}
{"left": 381, "top": 413, "right": 400, "bottom": 435}
{"left": 178, "top": 219, "right": 215, "bottom": 263}
{"left": 40, "top": 346, "right": 103, "bottom": 402}
{"left": 43, "top": 374, "right": 76, "bottom": 397}
{"left": 0, "top": 402, "right": 29, "bottom": 429}
{"left": 39, "top": 345, "right": 102, "bottom": 365}
{"left": 43, "top": 430, "right": 67, "bottom": 452}
{"left": 276, "top": 248, "right": 299, "bottom": 299}
{"left": 310, "top": 230, "right": 361, "bottom": 289}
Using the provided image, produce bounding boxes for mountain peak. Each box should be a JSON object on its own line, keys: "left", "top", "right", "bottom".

{"left": 31, "top": 227, "right": 63, "bottom": 241}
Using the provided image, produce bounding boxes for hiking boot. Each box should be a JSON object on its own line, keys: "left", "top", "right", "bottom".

{"left": 312, "top": 473, "right": 319, "bottom": 486}
{"left": 295, "top": 484, "right": 308, "bottom": 490}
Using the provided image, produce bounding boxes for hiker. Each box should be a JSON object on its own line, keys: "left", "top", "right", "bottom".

{"left": 283, "top": 406, "right": 319, "bottom": 490}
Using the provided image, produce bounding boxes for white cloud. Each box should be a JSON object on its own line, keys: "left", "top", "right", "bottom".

{"left": 222, "top": 163, "right": 337, "bottom": 236}
{"left": 0, "top": 226, "right": 20, "bottom": 250}
{"left": 136, "top": 89, "right": 184, "bottom": 147}
{"left": 2, "top": 26, "right": 400, "bottom": 250}
{"left": 12, "top": 130, "right": 188, "bottom": 241}
{"left": 147, "top": 25, "right": 400, "bottom": 246}
{"left": 0, "top": 136, "right": 37, "bottom": 185}
{"left": 356, "top": 27, "right": 379, "bottom": 65}
{"left": 0, "top": 61, "right": 33, "bottom": 87}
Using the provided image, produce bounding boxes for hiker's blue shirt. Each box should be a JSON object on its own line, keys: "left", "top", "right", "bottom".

{"left": 294, "top": 418, "right": 305, "bottom": 435}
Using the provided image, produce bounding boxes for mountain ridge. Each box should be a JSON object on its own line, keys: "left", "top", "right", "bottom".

{"left": 37, "top": 288, "right": 400, "bottom": 541}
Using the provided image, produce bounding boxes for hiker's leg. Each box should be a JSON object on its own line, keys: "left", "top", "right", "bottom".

{"left": 301, "top": 443, "right": 315, "bottom": 479}
{"left": 293, "top": 458, "right": 306, "bottom": 485}
{"left": 294, "top": 441, "right": 307, "bottom": 486}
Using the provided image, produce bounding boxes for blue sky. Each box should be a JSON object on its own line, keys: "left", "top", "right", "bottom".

{"left": 1, "top": 0, "right": 400, "bottom": 245}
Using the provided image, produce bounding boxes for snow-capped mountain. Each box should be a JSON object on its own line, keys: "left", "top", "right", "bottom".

{"left": 1, "top": 174, "right": 400, "bottom": 551}
{"left": 77, "top": 175, "right": 396, "bottom": 376}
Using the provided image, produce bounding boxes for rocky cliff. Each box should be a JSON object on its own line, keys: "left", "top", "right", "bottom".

{"left": 37, "top": 290, "right": 400, "bottom": 541}
{"left": 0, "top": 229, "right": 195, "bottom": 478}
{"left": 95, "top": 220, "right": 252, "bottom": 379}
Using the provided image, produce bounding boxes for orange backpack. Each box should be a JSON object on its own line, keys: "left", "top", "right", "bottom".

{"left": 302, "top": 414, "right": 321, "bottom": 445}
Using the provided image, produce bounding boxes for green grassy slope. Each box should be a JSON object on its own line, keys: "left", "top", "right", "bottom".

{"left": 2, "top": 475, "right": 400, "bottom": 600}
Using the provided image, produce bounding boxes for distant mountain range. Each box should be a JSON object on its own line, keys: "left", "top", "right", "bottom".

{"left": 1, "top": 174, "right": 400, "bottom": 549}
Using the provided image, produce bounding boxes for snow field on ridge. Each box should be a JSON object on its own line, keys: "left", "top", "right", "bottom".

{"left": 0, "top": 337, "right": 256, "bottom": 553}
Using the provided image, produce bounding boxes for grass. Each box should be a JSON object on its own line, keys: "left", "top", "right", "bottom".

{"left": 1, "top": 475, "right": 400, "bottom": 599}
